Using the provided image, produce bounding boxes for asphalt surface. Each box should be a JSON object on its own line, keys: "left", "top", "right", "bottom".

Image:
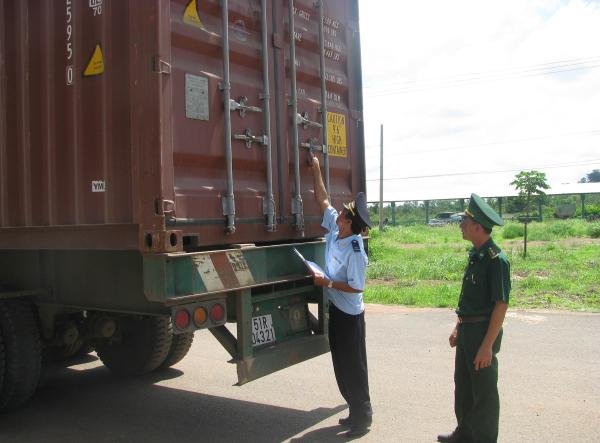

{"left": 1, "top": 306, "right": 599, "bottom": 442}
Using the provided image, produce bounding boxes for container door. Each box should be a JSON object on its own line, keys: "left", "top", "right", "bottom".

{"left": 167, "top": 0, "right": 281, "bottom": 245}
{"left": 275, "top": 0, "right": 365, "bottom": 237}
{"left": 162, "top": 0, "right": 364, "bottom": 247}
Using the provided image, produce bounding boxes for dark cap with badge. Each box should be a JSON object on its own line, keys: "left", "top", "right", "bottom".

{"left": 343, "top": 192, "right": 373, "bottom": 229}
{"left": 464, "top": 193, "right": 504, "bottom": 230}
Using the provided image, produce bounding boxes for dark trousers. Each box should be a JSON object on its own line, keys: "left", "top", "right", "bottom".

{"left": 454, "top": 322, "right": 503, "bottom": 443}
{"left": 328, "top": 303, "right": 372, "bottom": 422}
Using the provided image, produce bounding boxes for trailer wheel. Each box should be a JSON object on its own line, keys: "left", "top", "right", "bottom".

{"left": 159, "top": 332, "right": 194, "bottom": 369}
{"left": 78, "top": 340, "right": 95, "bottom": 356}
{"left": 0, "top": 299, "right": 42, "bottom": 412}
{"left": 96, "top": 315, "right": 172, "bottom": 376}
{"left": 44, "top": 339, "right": 94, "bottom": 363}
{"left": 0, "top": 333, "right": 5, "bottom": 395}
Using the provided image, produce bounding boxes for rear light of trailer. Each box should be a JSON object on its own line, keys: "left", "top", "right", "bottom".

{"left": 174, "top": 309, "right": 190, "bottom": 330}
{"left": 210, "top": 303, "right": 225, "bottom": 323}
{"left": 171, "top": 298, "right": 226, "bottom": 333}
{"left": 193, "top": 307, "right": 207, "bottom": 327}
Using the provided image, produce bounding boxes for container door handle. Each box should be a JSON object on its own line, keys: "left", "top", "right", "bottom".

{"left": 234, "top": 129, "right": 268, "bottom": 149}
{"left": 301, "top": 138, "right": 325, "bottom": 164}
{"left": 230, "top": 96, "right": 262, "bottom": 117}
{"left": 296, "top": 112, "right": 323, "bottom": 129}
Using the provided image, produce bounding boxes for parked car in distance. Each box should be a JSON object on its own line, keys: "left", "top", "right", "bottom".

{"left": 428, "top": 212, "right": 464, "bottom": 226}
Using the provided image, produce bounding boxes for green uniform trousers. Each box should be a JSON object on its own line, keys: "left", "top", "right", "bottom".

{"left": 454, "top": 322, "right": 503, "bottom": 443}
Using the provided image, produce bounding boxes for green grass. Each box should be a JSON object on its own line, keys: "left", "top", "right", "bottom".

{"left": 501, "top": 219, "right": 595, "bottom": 241}
{"left": 365, "top": 221, "right": 600, "bottom": 311}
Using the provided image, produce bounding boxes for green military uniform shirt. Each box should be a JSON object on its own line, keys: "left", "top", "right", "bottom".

{"left": 457, "top": 238, "right": 511, "bottom": 317}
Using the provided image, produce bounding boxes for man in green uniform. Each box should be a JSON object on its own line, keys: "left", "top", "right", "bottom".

{"left": 438, "top": 194, "right": 511, "bottom": 443}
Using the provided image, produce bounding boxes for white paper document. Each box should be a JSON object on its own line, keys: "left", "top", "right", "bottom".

{"left": 293, "top": 248, "right": 328, "bottom": 278}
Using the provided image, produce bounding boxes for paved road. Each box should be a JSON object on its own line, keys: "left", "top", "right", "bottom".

{"left": 1, "top": 306, "right": 599, "bottom": 442}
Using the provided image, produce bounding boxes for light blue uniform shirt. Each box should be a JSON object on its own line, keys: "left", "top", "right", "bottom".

{"left": 322, "top": 206, "right": 368, "bottom": 315}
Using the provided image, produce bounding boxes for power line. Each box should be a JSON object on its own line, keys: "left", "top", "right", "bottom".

{"left": 365, "top": 129, "right": 600, "bottom": 155}
{"left": 364, "top": 55, "right": 600, "bottom": 91}
{"left": 365, "top": 62, "right": 600, "bottom": 96}
{"left": 365, "top": 158, "right": 600, "bottom": 182}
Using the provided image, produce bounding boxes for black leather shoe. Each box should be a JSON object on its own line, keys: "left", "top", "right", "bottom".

{"left": 437, "top": 429, "right": 465, "bottom": 443}
{"left": 344, "top": 426, "right": 370, "bottom": 439}
{"left": 338, "top": 416, "right": 352, "bottom": 427}
{"left": 340, "top": 415, "right": 372, "bottom": 427}
{"left": 344, "top": 416, "right": 372, "bottom": 438}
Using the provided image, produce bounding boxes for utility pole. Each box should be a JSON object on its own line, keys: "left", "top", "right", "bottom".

{"left": 379, "top": 124, "right": 384, "bottom": 232}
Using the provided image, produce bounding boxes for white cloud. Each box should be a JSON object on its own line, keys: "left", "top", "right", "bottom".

{"left": 359, "top": 0, "right": 600, "bottom": 201}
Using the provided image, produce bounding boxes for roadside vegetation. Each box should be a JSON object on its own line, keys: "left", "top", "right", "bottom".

{"left": 365, "top": 220, "right": 600, "bottom": 311}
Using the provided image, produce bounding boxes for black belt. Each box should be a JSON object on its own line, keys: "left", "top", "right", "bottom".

{"left": 458, "top": 315, "right": 489, "bottom": 324}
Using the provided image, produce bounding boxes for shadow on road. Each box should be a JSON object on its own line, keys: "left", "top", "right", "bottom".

{"left": 0, "top": 359, "right": 346, "bottom": 443}
{"left": 289, "top": 424, "right": 355, "bottom": 442}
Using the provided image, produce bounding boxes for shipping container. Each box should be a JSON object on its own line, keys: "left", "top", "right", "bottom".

{"left": 0, "top": 0, "right": 365, "bottom": 412}
{"left": 0, "top": 0, "right": 365, "bottom": 252}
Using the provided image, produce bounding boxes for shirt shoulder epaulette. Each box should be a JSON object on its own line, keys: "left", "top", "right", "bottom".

{"left": 488, "top": 245, "right": 501, "bottom": 259}
{"left": 351, "top": 239, "right": 361, "bottom": 252}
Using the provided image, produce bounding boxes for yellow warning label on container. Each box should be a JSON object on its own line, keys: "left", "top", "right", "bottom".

{"left": 183, "top": 0, "right": 205, "bottom": 29}
{"left": 327, "top": 112, "right": 347, "bottom": 157}
{"left": 83, "top": 44, "right": 104, "bottom": 77}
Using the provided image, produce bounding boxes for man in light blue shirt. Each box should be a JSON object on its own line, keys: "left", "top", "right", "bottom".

{"left": 310, "top": 155, "right": 373, "bottom": 438}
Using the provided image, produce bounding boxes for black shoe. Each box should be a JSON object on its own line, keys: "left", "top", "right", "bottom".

{"left": 437, "top": 429, "right": 466, "bottom": 443}
{"left": 344, "top": 416, "right": 372, "bottom": 439}
{"left": 339, "top": 415, "right": 372, "bottom": 427}
{"left": 344, "top": 425, "right": 370, "bottom": 439}
{"left": 338, "top": 416, "right": 352, "bottom": 427}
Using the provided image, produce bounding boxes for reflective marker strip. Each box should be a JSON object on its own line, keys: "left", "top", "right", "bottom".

{"left": 226, "top": 250, "right": 255, "bottom": 286}
{"left": 210, "top": 252, "right": 240, "bottom": 288}
{"left": 192, "top": 255, "right": 225, "bottom": 292}
{"left": 193, "top": 251, "right": 255, "bottom": 292}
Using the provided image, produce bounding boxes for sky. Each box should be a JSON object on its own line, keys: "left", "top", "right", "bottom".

{"left": 358, "top": 0, "right": 600, "bottom": 202}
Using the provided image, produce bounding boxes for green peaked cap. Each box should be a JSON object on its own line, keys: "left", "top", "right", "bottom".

{"left": 464, "top": 193, "right": 504, "bottom": 230}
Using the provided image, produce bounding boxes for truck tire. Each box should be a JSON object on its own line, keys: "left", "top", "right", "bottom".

{"left": 96, "top": 315, "right": 172, "bottom": 376}
{"left": 44, "top": 339, "right": 94, "bottom": 363}
{"left": 159, "top": 332, "right": 194, "bottom": 369}
{"left": 0, "top": 333, "right": 5, "bottom": 395}
{"left": 0, "top": 299, "right": 42, "bottom": 412}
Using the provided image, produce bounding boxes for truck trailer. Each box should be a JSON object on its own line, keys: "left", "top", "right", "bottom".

{"left": 0, "top": 0, "right": 365, "bottom": 411}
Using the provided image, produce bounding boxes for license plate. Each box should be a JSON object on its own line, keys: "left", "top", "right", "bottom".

{"left": 252, "top": 314, "right": 276, "bottom": 347}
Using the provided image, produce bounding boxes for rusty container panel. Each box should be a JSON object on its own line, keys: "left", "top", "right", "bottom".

{"left": 0, "top": 0, "right": 365, "bottom": 252}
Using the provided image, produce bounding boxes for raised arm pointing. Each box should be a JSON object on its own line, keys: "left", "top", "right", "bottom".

{"left": 310, "top": 155, "right": 330, "bottom": 214}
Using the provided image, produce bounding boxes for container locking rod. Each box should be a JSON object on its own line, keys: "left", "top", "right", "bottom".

{"left": 260, "top": 0, "right": 276, "bottom": 232}
{"left": 316, "top": 0, "right": 331, "bottom": 196}
{"left": 220, "top": 0, "right": 236, "bottom": 234}
{"left": 288, "top": 0, "right": 304, "bottom": 232}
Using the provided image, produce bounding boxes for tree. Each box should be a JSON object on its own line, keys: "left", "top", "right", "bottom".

{"left": 580, "top": 169, "right": 600, "bottom": 183}
{"left": 510, "top": 170, "right": 550, "bottom": 257}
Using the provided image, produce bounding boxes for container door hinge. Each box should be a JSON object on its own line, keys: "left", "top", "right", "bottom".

{"left": 153, "top": 57, "right": 172, "bottom": 75}
{"left": 156, "top": 198, "right": 176, "bottom": 216}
